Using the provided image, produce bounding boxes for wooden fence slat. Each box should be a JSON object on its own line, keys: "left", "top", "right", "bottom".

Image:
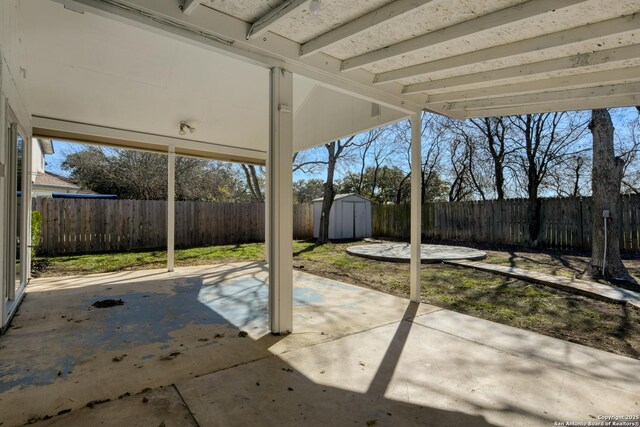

{"left": 33, "top": 198, "right": 314, "bottom": 255}
{"left": 369, "top": 195, "right": 640, "bottom": 254}
{"left": 33, "top": 195, "right": 640, "bottom": 256}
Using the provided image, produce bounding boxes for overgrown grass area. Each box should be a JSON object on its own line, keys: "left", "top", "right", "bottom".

{"left": 34, "top": 240, "right": 640, "bottom": 359}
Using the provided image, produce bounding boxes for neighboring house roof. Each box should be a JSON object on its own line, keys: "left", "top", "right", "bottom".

{"left": 33, "top": 172, "right": 96, "bottom": 194}
{"left": 312, "top": 193, "right": 371, "bottom": 203}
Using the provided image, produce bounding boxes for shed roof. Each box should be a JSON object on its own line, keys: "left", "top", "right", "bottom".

{"left": 312, "top": 193, "right": 371, "bottom": 203}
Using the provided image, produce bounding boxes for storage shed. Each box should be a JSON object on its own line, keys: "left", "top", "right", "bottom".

{"left": 313, "top": 194, "right": 372, "bottom": 240}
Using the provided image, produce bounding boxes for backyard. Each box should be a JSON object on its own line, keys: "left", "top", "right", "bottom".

{"left": 32, "top": 240, "right": 640, "bottom": 360}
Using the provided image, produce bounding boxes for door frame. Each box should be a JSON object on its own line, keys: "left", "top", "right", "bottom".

{"left": 2, "top": 102, "right": 29, "bottom": 332}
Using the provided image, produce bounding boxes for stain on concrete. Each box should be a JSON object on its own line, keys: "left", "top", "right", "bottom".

{"left": 0, "top": 273, "right": 334, "bottom": 394}
{"left": 0, "top": 356, "right": 77, "bottom": 393}
{"left": 1, "top": 278, "right": 230, "bottom": 393}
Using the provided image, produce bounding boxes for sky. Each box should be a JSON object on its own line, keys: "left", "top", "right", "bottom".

{"left": 45, "top": 140, "right": 84, "bottom": 176}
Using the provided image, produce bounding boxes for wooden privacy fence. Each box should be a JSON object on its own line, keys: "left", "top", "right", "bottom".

{"left": 33, "top": 198, "right": 313, "bottom": 255}
{"left": 373, "top": 195, "right": 640, "bottom": 253}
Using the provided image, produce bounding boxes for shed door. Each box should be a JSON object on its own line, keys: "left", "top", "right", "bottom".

{"left": 342, "top": 202, "right": 355, "bottom": 239}
{"left": 354, "top": 202, "right": 367, "bottom": 238}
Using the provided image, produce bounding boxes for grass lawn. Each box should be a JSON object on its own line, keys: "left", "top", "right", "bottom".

{"left": 34, "top": 241, "right": 640, "bottom": 359}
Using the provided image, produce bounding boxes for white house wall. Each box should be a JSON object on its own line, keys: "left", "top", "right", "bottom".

{"left": 1, "top": 0, "right": 31, "bottom": 127}
{"left": 31, "top": 138, "right": 44, "bottom": 176}
{"left": 1, "top": 0, "right": 33, "bottom": 330}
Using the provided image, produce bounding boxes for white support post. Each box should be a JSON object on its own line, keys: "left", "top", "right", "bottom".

{"left": 167, "top": 146, "right": 175, "bottom": 272}
{"left": 410, "top": 113, "right": 422, "bottom": 303}
{"left": 264, "top": 166, "right": 269, "bottom": 262}
{"left": 268, "top": 67, "right": 294, "bottom": 334}
{"left": 24, "top": 137, "right": 33, "bottom": 284}
{"left": 0, "top": 96, "right": 6, "bottom": 330}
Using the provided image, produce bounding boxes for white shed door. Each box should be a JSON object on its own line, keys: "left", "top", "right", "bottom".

{"left": 354, "top": 202, "right": 367, "bottom": 238}
{"left": 342, "top": 202, "right": 355, "bottom": 239}
{"left": 342, "top": 201, "right": 367, "bottom": 239}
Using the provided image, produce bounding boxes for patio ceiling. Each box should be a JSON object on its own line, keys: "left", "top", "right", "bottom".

{"left": 43, "top": 0, "right": 640, "bottom": 124}
{"left": 21, "top": 1, "right": 408, "bottom": 163}
{"left": 233, "top": 0, "right": 640, "bottom": 118}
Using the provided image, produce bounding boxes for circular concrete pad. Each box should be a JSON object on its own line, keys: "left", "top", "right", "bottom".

{"left": 346, "top": 243, "right": 486, "bottom": 263}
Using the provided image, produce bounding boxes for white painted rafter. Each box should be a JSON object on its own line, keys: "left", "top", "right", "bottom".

{"left": 463, "top": 93, "right": 640, "bottom": 118}
{"left": 180, "top": 0, "right": 199, "bottom": 15}
{"left": 300, "top": 0, "right": 434, "bottom": 58}
{"left": 247, "top": 0, "right": 310, "bottom": 40}
{"left": 448, "top": 83, "right": 640, "bottom": 112}
{"left": 404, "top": 44, "right": 640, "bottom": 95}
{"left": 44, "top": 0, "right": 640, "bottom": 121}
{"left": 374, "top": 13, "right": 640, "bottom": 84}
{"left": 426, "top": 66, "right": 640, "bottom": 104}
{"left": 341, "top": 0, "right": 587, "bottom": 72}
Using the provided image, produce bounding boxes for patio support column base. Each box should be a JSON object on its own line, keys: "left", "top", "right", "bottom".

{"left": 410, "top": 113, "right": 422, "bottom": 302}
{"left": 268, "top": 67, "right": 294, "bottom": 334}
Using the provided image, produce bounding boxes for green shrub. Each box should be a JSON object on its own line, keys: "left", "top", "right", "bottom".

{"left": 31, "top": 210, "right": 42, "bottom": 256}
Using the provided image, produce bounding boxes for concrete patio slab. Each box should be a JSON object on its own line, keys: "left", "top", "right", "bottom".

{"left": 2, "top": 262, "right": 639, "bottom": 426}
{"left": 35, "top": 386, "right": 197, "bottom": 427}
{"left": 0, "top": 262, "right": 437, "bottom": 426}
{"left": 177, "top": 313, "right": 640, "bottom": 427}
{"left": 411, "top": 309, "right": 640, "bottom": 395}
{"left": 347, "top": 243, "right": 486, "bottom": 263}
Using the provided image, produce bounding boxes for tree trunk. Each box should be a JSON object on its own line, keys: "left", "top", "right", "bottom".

{"left": 494, "top": 163, "right": 505, "bottom": 200}
{"left": 241, "top": 164, "right": 263, "bottom": 201}
{"left": 526, "top": 156, "right": 542, "bottom": 244}
{"left": 318, "top": 142, "right": 337, "bottom": 244}
{"left": 586, "top": 109, "right": 634, "bottom": 284}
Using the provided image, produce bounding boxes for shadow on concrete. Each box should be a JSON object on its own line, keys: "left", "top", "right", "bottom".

{"left": 5, "top": 262, "right": 636, "bottom": 425}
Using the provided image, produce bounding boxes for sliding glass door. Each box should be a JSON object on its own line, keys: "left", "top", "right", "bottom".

{"left": 5, "top": 107, "right": 28, "bottom": 304}
{"left": 15, "top": 134, "right": 23, "bottom": 295}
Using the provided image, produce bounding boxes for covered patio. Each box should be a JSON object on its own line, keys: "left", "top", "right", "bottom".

{"left": 2, "top": 0, "right": 640, "bottom": 425}
{"left": 1, "top": 264, "right": 638, "bottom": 426}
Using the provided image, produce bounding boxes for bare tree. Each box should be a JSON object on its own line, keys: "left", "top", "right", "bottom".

{"left": 470, "top": 117, "right": 511, "bottom": 200}
{"left": 240, "top": 164, "right": 264, "bottom": 201}
{"left": 546, "top": 154, "right": 591, "bottom": 198}
{"left": 509, "top": 112, "right": 588, "bottom": 243}
{"left": 392, "top": 113, "right": 448, "bottom": 204}
{"left": 616, "top": 115, "right": 640, "bottom": 194}
{"left": 585, "top": 109, "right": 635, "bottom": 286}
{"left": 448, "top": 136, "right": 475, "bottom": 202}
{"left": 317, "top": 137, "right": 357, "bottom": 243}
{"left": 351, "top": 129, "right": 387, "bottom": 195}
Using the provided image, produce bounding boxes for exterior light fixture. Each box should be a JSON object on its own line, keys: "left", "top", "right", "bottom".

{"left": 179, "top": 121, "right": 195, "bottom": 136}
{"left": 309, "top": 0, "right": 321, "bottom": 16}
